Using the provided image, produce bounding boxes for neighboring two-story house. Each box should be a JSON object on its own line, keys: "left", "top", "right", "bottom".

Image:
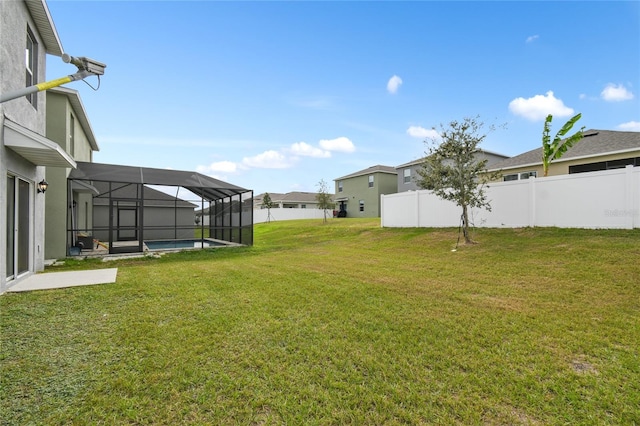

{"left": 487, "top": 129, "right": 640, "bottom": 181}
{"left": 396, "top": 149, "right": 509, "bottom": 192}
{"left": 334, "top": 165, "right": 397, "bottom": 218}
{"left": 44, "top": 87, "right": 99, "bottom": 259}
{"left": 1, "top": 0, "right": 76, "bottom": 292}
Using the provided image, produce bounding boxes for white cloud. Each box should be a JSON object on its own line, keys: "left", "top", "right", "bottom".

{"left": 196, "top": 160, "right": 238, "bottom": 174}
{"left": 319, "top": 136, "right": 356, "bottom": 153}
{"left": 618, "top": 121, "right": 640, "bottom": 131}
{"left": 290, "top": 142, "right": 331, "bottom": 158}
{"left": 387, "top": 75, "right": 403, "bottom": 94}
{"left": 197, "top": 138, "right": 352, "bottom": 175}
{"left": 526, "top": 34, "right": 539, "bottom": 43}
{"left": 406, "top": 126, "right": 440, "bottom": 140}
{"left": 242, "top": 150, "right": 294, "bottom": 169}
{"left": 601, "top": 83, "right": 634, "bottom": 102}
{"left": 508, "top": 91, "right": 574, "bottom": 121}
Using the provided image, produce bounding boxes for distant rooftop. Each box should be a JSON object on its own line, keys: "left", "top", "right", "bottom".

{"left": 255, "top": 191, "right": 331, "bottom": 203}
{"left": 395, "top": 149, "right": 509, "bottom": 169}
{"left": 488, "top": 129, "right": 640, "bottom": 171}
{"left": 334, "top": 165, "right": 397, "bottom": 181}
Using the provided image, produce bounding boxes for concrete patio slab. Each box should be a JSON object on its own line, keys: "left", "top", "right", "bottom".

{"left": 7, "top": 269, "right": 118, "bottom": 293}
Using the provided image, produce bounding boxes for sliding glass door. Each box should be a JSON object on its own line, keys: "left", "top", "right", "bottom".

{"left": 6, "top": 175, "right": 30, "bottom": 281}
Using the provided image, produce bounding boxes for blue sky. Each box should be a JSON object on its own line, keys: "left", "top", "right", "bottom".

{"left": 46, "top": 1, "right": 640, "bottom": 195}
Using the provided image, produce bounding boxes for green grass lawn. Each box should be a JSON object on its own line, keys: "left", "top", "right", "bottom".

{"left": 1, "top": 219, "right": 639, "bottom": 425}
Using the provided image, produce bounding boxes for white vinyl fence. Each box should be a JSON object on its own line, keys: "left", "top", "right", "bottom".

{"left": 381, "top": 165, "right": 639, "bottom": 229}
{"left": 253, "top": 208, "right": 331, "bottom": 224}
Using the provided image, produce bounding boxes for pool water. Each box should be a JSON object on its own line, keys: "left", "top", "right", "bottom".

{"left": 144, "top": 239, "right": 224, "bottom": 250}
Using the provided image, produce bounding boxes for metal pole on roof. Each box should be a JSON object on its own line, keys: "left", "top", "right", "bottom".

{"left": 0, "top": 54, "right": 106, "bottom": 104}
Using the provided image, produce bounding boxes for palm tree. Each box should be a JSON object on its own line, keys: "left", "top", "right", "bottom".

{"left": 542, "top": 113, "right": 585, "bottom": 176}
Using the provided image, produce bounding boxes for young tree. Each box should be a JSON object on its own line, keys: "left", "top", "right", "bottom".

{"left": 542, "top": 113, "right": 585, "bottom": 176}
{"left": 262, "top": 192, "right": 274, "bottom": 222}
{"left": 315, "top": 179, "right": 335, "bottom": 223}
{"left": 415, "top": 116, "right": 501, "bottom": 244}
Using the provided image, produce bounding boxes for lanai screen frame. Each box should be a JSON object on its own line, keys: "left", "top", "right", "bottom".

{"left": 67, "top": 162, "right": 253, "bottom": 255}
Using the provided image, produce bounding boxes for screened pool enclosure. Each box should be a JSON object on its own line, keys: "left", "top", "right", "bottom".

{"left": 67, "top": 162, "right": 253, "bottom": 255}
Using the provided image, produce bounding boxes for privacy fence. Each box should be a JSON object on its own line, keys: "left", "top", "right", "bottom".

{"left": 381, "top": 165, "right": 639, "bottom": 229}
{"left": 253, "top": 208, "right": 330, "bottom": 224}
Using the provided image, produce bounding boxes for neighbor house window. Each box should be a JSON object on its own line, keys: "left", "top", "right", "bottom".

{"left": 25, "top": 28, "right": 38, "bottom": 107}
{"left": 504, "top": 172, "right": 536, "bottom": 181}
{"left": 520, "top": 171, "right": 536, "bottom": 180}
{"left": 403, "top": 169, "right": 411, "bottom": 184}
{"left": 338, "top": 181, "right": 343, "bottom": 192}
{"left": 368, "top": 175, "right": 374, "bottom": 188}
{"left": 301, "top": 204, "right": 306, "bottom": 209}
{"left": 569, "top": 157, "right": 640, "bottom": 174}
{"left": 359, "top": 200, "right": 364, "bottom": 212}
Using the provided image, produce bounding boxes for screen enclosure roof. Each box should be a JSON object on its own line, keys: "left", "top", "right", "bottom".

{"left": 69, "top": 162, "right": 250, "bottom": 202}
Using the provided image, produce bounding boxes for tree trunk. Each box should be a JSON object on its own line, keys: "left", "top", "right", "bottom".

{"left": 462, "top": 204, "right": 475, "bottom": 244}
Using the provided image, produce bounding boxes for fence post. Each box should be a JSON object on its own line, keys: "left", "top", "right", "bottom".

{"left": 624, "top": 165, "right": 635, "bottom": 229}
{"left": 415, "top": 191, "right": 421, "bottom": 227}
{"left": 529, "top": 177, "right": 536, "bottom": 227}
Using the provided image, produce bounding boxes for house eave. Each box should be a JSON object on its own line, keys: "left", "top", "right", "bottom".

{"left": 4, "top": 119, "right": 76, "bottom": 168}
{"left": 25, "top": 0, "right": 64, "bottom": 56}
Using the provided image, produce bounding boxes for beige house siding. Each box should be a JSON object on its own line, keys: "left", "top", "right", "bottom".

{"left": 45, "top": 88, "right": 98, "bottom": 259}
{"left": 488, "top": 130, "right": 640, "bottom": 182}
{"left": 494, "top": 150, "right": 640, "bottom": 181}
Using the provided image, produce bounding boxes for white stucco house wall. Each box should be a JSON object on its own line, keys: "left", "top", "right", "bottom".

{"left": 1, "top": 0, "right": 76, "bottom": 293}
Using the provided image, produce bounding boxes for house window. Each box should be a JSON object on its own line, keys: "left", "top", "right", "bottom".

{"left": 504, "top": 171, "right": 536, "bottom": 181}
{"left": 338, "top": 181, "right": 343, "bottom": 192}
{"left": 569, "top": 157, "right": 640, "bottom": 174}
{"left": 359, "top": 200, "right": 364, "bottom": 212}
{"left": 403, "top": 169, "right": 411, "bottom": 184}
{"left": 70, "top": 114, "right": 75, "bottom": 156}
{"left": 25, "top": 28, "right": 38, "bottom": 107}
{"left": 520, "top": 171, "right": 537, "bottom": 180}
{"left": 368, "top": 175, "right": 374, "bottom": 188}
{"left": 301, "top": 204, "right": 306, "bottom": 209}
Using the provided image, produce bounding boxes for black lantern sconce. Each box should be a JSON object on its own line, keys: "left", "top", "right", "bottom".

{"left": 37, "top": 179, "right": 49, "bottom": 193}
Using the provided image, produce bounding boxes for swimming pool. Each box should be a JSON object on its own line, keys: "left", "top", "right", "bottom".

{"left": 144, "top": 239, "right": 225, "bottom": 251}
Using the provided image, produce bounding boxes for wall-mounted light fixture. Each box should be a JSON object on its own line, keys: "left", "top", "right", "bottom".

{"left": 37, "top": 179, "right": 49, "bottom": 193}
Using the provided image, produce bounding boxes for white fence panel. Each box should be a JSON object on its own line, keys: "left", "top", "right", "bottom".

{"left": 381, "top": 166, "right": 639, "bottom": 229}
{"left": 253, "top": 208, "right": 329, "bottom": 224}
{"left": 534, "top": 170, "right": 628, "bottom": 228}
{"left": 478, "top": 181, "right": 532, "bottom": 227}
{"left": 381, "top": 192, "right": 419, "bottom": 227}
{"left": 417, "top": 191, "right": 460, "bottom": 227}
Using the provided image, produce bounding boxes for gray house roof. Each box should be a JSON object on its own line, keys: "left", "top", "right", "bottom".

{"left": 334, "top": 165, "right": 397, "bottom": 181}
{"left": 489, "top": 129, "right": 640, "bottom": 171}
{"left": 396, "top": 149, "right": 509, "bottom": 169}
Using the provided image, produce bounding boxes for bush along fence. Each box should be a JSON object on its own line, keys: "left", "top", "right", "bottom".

{"left": 381, "top": 165, "right": 639, "bottom": 229}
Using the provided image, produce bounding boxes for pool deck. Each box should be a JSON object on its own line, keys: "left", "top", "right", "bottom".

{"left": 7, "top": 269, "right": 118, "bottom": 293}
